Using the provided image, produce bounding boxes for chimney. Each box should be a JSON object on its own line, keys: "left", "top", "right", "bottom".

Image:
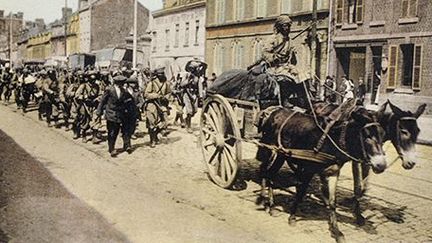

{"left": 0, "top": 10, "right": 4, "bottom": 18}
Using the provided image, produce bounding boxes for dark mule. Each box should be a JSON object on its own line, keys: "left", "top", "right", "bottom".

{"left": 256, "top": 101, "right": 387, "bottom": 243}
{"left": 351, "top": 101, "right": 426, "bottom": 223}
{"left": 314, "top": 100, "right": 426, "bottom": 225}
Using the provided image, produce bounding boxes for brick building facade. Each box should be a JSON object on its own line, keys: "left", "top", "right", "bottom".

{"left": 329, "top": 0, "right": 432, "bottom": 113}
{"left": 150, "top": 0, "right": 206, "bottom": 79}
{"left": 78, "top": 0, "right": 150, "bottom": 53}
{"left": 205, "top": 0, "right": 330, "bottom": 78}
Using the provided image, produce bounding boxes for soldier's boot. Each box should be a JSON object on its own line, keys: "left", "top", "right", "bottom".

{"left": 82, "top": 131, "right": 88, "bottom": 143}
{"left": 72, "top": 126, "right": 80, "bottom": 140}
{"left": 149, "top": 131, "right": 156, "bottom": 148}
{"left": 92, "top": 129, "right": 101, "bottom": 144}
{"left": 54, "top": 117, "right": 61, "bottom": 129}
{"left": 108, "top": 140, "right": 116, "bottom": 157}
{"left": 47, "top": 117, "right": 52, "bottom": 127}
{"left": 180, "top": 115, "right": 185, "bottom": 128}
{"left": 186, "top": 115, "right": 193, "bottom": 133}
{"left": 64, "top": 121, "right": 71, "bottom": 131}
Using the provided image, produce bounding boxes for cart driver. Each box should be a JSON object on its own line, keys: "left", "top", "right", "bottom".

{"left": 262, "top": 14, "right": 307, "bottom": 82}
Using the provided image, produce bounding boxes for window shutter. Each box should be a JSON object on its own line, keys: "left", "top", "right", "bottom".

{"left": 336, "top": 0, "right": 344, "bottom": 24}
{"left": 412, "top": 45, "right": 422, "bottom": 90}
{"left": 409, "top": 0, "right": 418, "bottom": 17}
{"left": 387, "top": 45, "right": 398, "bottom": 89}
{"left": 356, "top": 0, "right": 364, "bottom": 23}
{"left": 401, "top": 0, "right": 409, "bottom": 18}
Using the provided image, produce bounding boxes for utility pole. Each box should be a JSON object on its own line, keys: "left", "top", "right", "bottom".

{"left": 311, "top": 0, "right": 318, "bottom": 98}
{"left": 132, "top": 0, "right": 138, "bottom": 69}
{"left": 9, "top": 12, "right": 12, "bottom": 62}
{"left": 64, "top": 0, "right": 68, "bottom": 57}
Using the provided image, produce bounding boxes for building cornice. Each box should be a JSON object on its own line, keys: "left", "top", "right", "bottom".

{"left": 206, "top": 9, "right": 329, "bottom": 29}
{"left": 152, "top": 1, "right": 205, "bottom": 17}
{"left": 334, "top": 31, "right": 432, "bottom": 43}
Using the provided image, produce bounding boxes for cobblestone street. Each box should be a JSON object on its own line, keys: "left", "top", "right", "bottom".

{"left": 0, "top": 102, "right": 431, "bottom": 242}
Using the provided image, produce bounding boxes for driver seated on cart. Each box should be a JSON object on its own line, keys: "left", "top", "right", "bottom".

{"left": 258, "top": 14, "right": 308, "bottom": 83}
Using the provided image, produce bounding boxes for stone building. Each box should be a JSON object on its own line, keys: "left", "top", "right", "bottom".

{"left": 67, "top": 12, "right": 80, "bottom": 55}
{"left": 150, "top": 0, "right": 206, "bottom": 78}
{"left": 0, "top": 10, "right": 24, "bottom": 63}
{"left": 205, "top": 0, "right": 330, "bottom": 78}
{"left": 78, "top": 0, "right": 150, "bottom": 53}
{"left": 26, "top": 32, "right": 52, "bottom": 61}
{"left": 50, "top": 20, "right": 66, "bottom": 57}
{"left": 329, "top": 0, "right": 432, "bottom": 112}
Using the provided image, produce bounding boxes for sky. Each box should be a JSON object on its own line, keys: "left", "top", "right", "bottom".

{"left": 0, "top": 0, "right": 163, "bottom": 23}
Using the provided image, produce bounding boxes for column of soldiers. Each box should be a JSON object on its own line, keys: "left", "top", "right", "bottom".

{"left": 0, "top": 61, "right": 205, "bottom": 156}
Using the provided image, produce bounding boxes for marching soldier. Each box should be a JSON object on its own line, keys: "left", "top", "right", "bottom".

{"left": 74, "top": 71, "right": 100, "bottom": 142}
{"left": 144, "top": 67, "right": 171, "bottom": 148}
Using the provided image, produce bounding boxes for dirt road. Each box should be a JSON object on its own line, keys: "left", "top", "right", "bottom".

{"left": 0, "top": 103, "right": 431, "bottom": 243}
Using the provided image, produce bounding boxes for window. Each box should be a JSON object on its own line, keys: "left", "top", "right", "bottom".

{"left": 253, "top": 39, "right": 263, "bottom": 62}
{"left": 356, "top": 0, "right": 364, "bottom": 23}
{"left": 184, "top": 22, "right": 189, "bottom": 46}
{"left": 402, "top": 0, "right": 418, "bottom": 18}
{"left": 152, "top": 31, "right": 157, "bottom": 52}
{"left": 256, "top": 0, "right": 267, "bottom": 18}
{"left": 175, "top": 24, "right": 179, "bottom": 48}
{"left": 235, "top": 0, "right": 245, "bottom": 20}
{"left": 232, "top": 41, "right": 244, "bottom": 69}
{"left": 194, "top": 20, "right": 199, "bottom": 45}
{"left": 281, "top": 0, "right": 292, "bottom": 14}
{"left": 387, "top": 45, "right": 398, "bottom": 89}
{"left": 165, "top": 29, "right": 170, "bottom": 51}
{"left": 214, "top": 42, "right": 225, "bottom": 75}
{"left": 336, "top": 0, "right": 344, "bottom": 24}
{"left": 215, "top": 0, "right": 225, "bottom": 23}
{"left": 412, "top": 45, "right": 422, "bottom": 90}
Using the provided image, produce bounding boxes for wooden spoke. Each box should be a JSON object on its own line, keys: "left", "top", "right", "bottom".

{"left": 211, "top": 103, "right": 225, "bottom": 134}
{"left": 219, "top": 152, "right": 226, "bottom": 182}
{"left": 204, "top": 113, "right": 218, "bottom": 133}
{"left": 208, "top": 148, "right": 220, "bottom": 166}
{"left": 207, "top": 105, "right": 222, "bottom": 133}
{"left": 222, "top": 148, "right": 232, "bottom": 180}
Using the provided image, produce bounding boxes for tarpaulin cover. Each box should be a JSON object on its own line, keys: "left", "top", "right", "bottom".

{"left": 208, "top": 69, "right": 279, "bottom": 101}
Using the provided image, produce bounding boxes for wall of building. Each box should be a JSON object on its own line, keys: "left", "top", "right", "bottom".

{"left": 90, "top": 0, "right": 149, "bottom": 52}
{"left": 150, "top": 1, "right": 206, "bottom": 78}
{"left": 206, "top": 0, "right": 330, "bottom": 78}
{"left": 27, "top": 32, "right": 52, "bottom": 61}
{"left": 330, "top": 0, "right": 432, "bottom": 112}
{"left": 79, "top": 7, "right": 91, "bottom": 53}
{"left": 67, "top": 13, "right": 80, "bottom": 55}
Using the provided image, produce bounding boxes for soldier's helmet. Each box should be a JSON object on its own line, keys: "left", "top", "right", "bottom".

{"left": 152, "top": 67, "right": 166, "bottom": 81}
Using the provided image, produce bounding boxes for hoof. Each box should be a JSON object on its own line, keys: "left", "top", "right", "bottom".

{"left": 356, "top": 215, "right": 366, "bottom": 226}
{"left": 288, "top": 215, "right": 296, "bottom": 226}
{"left": 335, "top": 235, "right": 346, "bottom": 243}
{"left": 255, "top": 196, "right": 265, "bottom": 206}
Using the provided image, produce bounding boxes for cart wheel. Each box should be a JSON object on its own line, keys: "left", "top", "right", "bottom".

{"left": 200, "top": 94, "right": 242, "bottom": 189}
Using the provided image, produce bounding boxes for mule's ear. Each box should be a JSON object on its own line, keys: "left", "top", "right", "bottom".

{"left": 388, "top": 101, "right": 405, "bottom": 117}
{"left": 414, "top": 103, "right": 427, "bottom": 118}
